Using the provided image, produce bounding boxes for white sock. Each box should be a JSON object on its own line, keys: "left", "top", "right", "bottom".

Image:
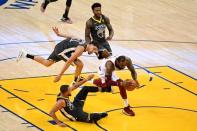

{"left": 123, "top": 99, "right": 129, "bottom": 107}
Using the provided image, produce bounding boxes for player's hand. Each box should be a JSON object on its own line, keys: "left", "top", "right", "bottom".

{"left": 106, "top": 36, "right": 112, "bottom": 41}
{"left": 54, "top": 75, "right": 61, "bottom": 83}
{"left": 87, "top": 74, "right": 95, "bottom": 81}
{"left": 52, "top": 27, "right": 61, "bottom": 36}
{"left": 134, "top": 80, "right": 140, "bottom": 89}
{"left": 57, "top": 122, "right": 67, "bottom": 127}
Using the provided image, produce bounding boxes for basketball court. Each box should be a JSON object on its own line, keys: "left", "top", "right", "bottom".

{"left": 0, "top": 0, "right": 197, "bottom": 131}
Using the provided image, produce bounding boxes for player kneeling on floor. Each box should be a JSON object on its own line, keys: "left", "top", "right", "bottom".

{"left": 49, "top": 74, "right": 108, "bottom": 127}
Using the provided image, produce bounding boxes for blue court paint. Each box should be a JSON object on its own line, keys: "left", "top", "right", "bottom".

{"left": 0, "top": 0, "right": 8, "bottom": 6}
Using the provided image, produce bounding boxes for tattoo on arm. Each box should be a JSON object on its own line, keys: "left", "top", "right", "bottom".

{"left": 85, "top": 20, "right": 92, "bottom": 44}
{"left": 127, "top": 58, "right": 137, "bottom": 80}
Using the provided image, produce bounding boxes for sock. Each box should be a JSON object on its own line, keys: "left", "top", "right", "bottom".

{"left": 26, "top": 54, "right": 34, "bottom": 59}
{"left": 123, "top": 99, "right": 129, "bottom": 107}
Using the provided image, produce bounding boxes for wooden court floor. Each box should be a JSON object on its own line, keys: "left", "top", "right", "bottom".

{"left": 1, "top": 0, "right": 197, "bottom": 130}
{"left": 0, "top": 66, "right": 196, "bottom": 131}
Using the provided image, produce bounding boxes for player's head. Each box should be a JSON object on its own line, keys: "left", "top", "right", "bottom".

{"left": 60, "top": 85, "right": 71, "bottom": 97}
{"left": 92, "top": 2, "right": 102, "bottom": 18}
{"left": 115, "top": 56, "right": 127, "bottom": 69}
{"left": 86, "top": 43, "right": 98, "bottom": 54}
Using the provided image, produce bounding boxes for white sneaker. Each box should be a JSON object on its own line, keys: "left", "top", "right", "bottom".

{"left": 16, "top": 49, "right": 27, "bottom": 62}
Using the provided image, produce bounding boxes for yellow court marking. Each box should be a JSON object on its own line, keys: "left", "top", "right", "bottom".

{"left": 0, "top": 66, "right": 197, "bottom": 131}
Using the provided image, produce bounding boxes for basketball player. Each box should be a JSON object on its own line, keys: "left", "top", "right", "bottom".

{"left": 40, "top": 0, "right": 72, "bottom": 23}
{"left": 49, "top": 74, "right": 108, "bottom": 127}
{"left": 85, "top": 2, "right": 114, "bottom": 59}
{"left": 16, "top": 27, "right": 98, "bottom": 83}
{"left": 93, "top": 55, "right": 140, "bottom": 116}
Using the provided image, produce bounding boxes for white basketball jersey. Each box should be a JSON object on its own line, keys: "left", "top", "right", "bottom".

{"left": 98, "top": 56, "right": 120, "bottom": 83}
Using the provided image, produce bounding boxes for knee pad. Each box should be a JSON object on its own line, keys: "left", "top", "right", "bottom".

{"left": 66, "top": 0, "right": 72, "bottom": 6}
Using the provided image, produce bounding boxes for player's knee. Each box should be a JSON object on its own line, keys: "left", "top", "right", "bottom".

{"left": 93, "top": 78, "right": 102, "bottom": 86}
{"left": 44, "top": 61, "right": 53, "bottom": 67}
{"left": 66, "top": 0, "right": 72, "bottom": 6}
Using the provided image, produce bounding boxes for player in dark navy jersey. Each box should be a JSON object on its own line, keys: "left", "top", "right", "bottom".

{"left": 49, "top": 74, "right": 108, "bottom": 127}
{"left": 40, "top": 0, "right": 73, "bottom": 23}
{"left": 85, "top": 2, "right": 114, "bottom": 59}
{"left": 17, "top": 27, "right": 98, "bottom": 83}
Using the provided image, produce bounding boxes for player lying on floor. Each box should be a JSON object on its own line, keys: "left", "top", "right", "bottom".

{"left": 17, "top": 27, "right": 98, "bottom": 83}
{"left": 93, "top": 53, "right": 140, "bottom": 116}
{"left": 49, "top": 74, "right": 108, "bottom": 127}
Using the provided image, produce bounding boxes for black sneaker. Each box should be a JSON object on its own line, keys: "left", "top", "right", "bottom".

{"left": 61, "top": 17, "right": 73, "bottom": 24}
{"left": 100, "top": 112, "right": 108, "bottom": 118}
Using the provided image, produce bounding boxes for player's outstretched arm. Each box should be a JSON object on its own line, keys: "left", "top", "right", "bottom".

{"left": 54, "top": 46, "right": 85, "bottom": 82}
{"left": 49, "top": 100, "right": 67, "bottom": 127}
{"left": 52, "top": 27, "right": 78, "bottom": 39}
{"left": 105, "top": 16, "right": 114, "bottom": 40}
{"left": 69, "top": 74, "right": 95, "bottom": 91}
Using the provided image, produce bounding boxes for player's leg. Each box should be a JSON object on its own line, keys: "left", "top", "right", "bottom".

{"left": 32, "top": 56, "right": 55, "bottom": 67}
{"left": 16, "top": 50, "right": 55, "bottom": 67}
{"left": 40, "top": 0, "right": 58, "bottom": 13}
{"left": 73, "top": 86, "right": 107, "bottom": 123}
{"left": 89, "top": 112, "right": 108, "bottom": 123}
{"left": 61, "top": 0, "right": 72, "bottom": 23}
{"left": 93, "top": 78, "right": 113, "bottom": 92}
{"left": 73, "top": 59, "right": 84, "bottom": 83}
{"left": 116, "top": 79, "right": 135, "bottom": 116}
{"left": 74, "top": 86, "right": 99, "bottom": 106}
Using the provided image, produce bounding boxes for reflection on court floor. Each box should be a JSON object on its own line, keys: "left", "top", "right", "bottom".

{"left": 0, "top": 66, "right": 197, "bottom": 131}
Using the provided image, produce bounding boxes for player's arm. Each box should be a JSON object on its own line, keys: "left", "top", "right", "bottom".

{"left": 69, "top": 74, "right": 95, "bottom": 91}
{"left": 126, "top": 57, "right": 137, "bottom": 80}
{"left": 54, "top": 46, "right": 85, "bottom": 82}
{"left": 49, "top": 100, "right": 67, "bottom": 127}
{"left": 85, "top": 20, "right": 92, "bottom": 44}
{"left": 52, "top": 27, "right": 78, "bottom": 39}
{"left": 105, "top": 61, "right": 115, "bottom": 76}
{"left": 105, "top": 16, "right": 114, "bottom": 40}
{"left": 126, "top": 57, "right": 140, "bottom": 87}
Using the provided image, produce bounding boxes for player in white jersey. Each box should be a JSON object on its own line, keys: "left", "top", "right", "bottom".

{"left": 93, "top": 55, "right": 140, "bottom": 116}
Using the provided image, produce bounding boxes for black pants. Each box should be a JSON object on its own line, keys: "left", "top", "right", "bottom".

{"left": 73, "top": 86, "right": 105, "bottom": 122}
